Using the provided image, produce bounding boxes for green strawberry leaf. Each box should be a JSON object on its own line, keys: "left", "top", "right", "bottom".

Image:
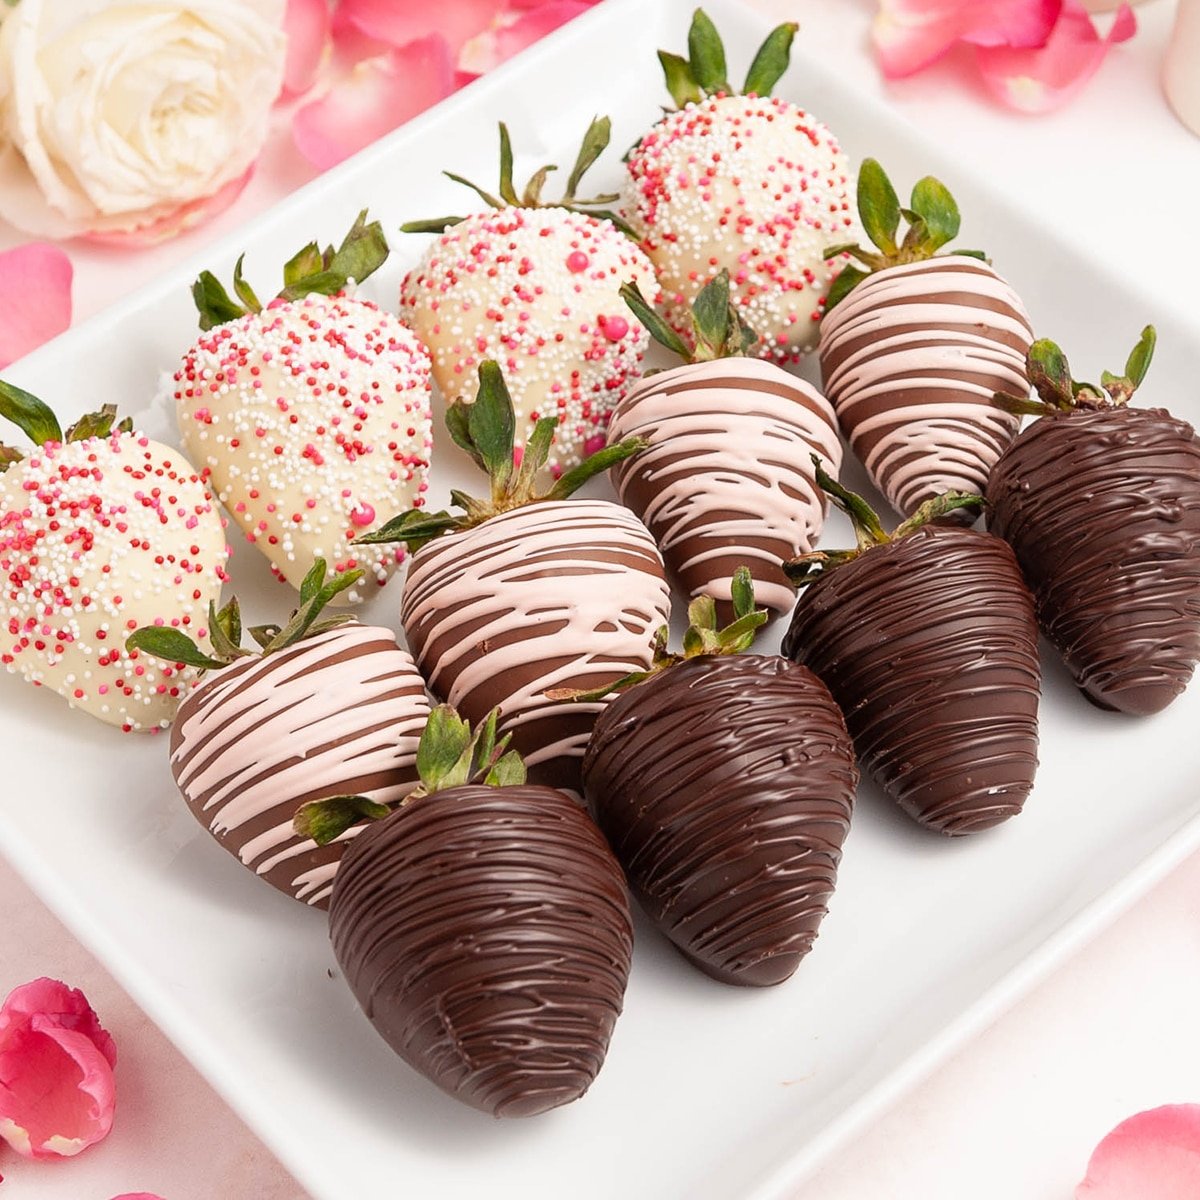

{"left": 691, "top": 269, "right": 732, "bottom": 356}
{"left": 742, "top": 21, "right": 797, "bottom": 96}
{"left": 564, "top": 116, "right": 612, "bottom": 201}
{"left": 191, "top": 271, "right": 248, "bottom": 331}
{"left": 823, "top": 265, "right": 869, "bottom": 314}
{"left": 0, "top": 379, "right": 63, "bottom": 447}
{"left": 620, "top": 280, "right": 691, "bottom": 359}
{"left": 293, "top": 795, "right": 392, "bottom": 847}
{"left": 909, "top": 176, "right": 961, "bottom": 251}
{"left": 125, "top": 626, "right": 227, "bottom": 671}
{"left": 688, "top": 8, "right": 729, "bottom": 93}
{"left": 498, "top": 123, "right": 520, "bottom": 206}
{"left": 468, "top": 360, "right": 517, "bottom": 492}
{"left": 658, "top": 50, "right": 703, "bottom": 107}
{"left": 64, "top": 404, "right": 122, "bottom": 444}
{"left": 232, "top": 254, "right": 263, "bottom": 314}
{"left": 730, "top": 565, "right": 755, "bottom": 619}
{"left": 857, "top": 159, "right": 901, "bottom": 256}
{"left": 1124, "top": 325, "right": 1156, "bottom": 389}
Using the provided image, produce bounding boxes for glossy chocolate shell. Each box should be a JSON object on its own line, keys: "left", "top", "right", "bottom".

{"left": 582, "top": 654, "right": 857, "bottom": 986}
{"left": 328, "top": 784, "right": 633, "bottom": 1117}
{"left": 783, "top": 526, "right": 1040, "bottom": 833}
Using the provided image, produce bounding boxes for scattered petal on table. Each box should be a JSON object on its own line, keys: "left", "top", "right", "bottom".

{"left": 976, "top": 0, "right": 1135, "bottom": 112}
{"left": 873, "top": 0, "right": 1061, "bottom": 77}
{"left": 335, "top": 0, "right": 499, "bottom": 57}
{"left": 292, "top": 35, "right": 456, "bottom": 170}
{"left": 1076, "top": 1105, "right": 1200, "bottom": 1199}
{"left": 0, "top": 243, "right": 73, "bottom": 368}
{"left": 0, "top": 978, "right": 117, "bottom": 1161}
{"left": 282, "top": 0, "right": 332, "bottom": 96}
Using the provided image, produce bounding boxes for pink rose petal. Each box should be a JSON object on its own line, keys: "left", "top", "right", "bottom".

{"left": 82, "top": 169, "right": 254, "bottom": 249}
{"left": 335, "top": 0, "right": 497, "bottom": 57}
{"left": 874, "top": 0, "right": 1061, "bottom": 77}
{"left": 0, "top": 978, "right": 117, "bottom": 1161}
{"left": 292, "top": 35, "right": 455, "bottom": 170}
{"left": 0, "top": 243, "right": 73, "bottom": 368}
{"left": 976, "top": 0, "right": 1135, "bottom": 112}
{"left": 283, "top": 0, "right": 332, "bottom": 96}
{"left": 491, "top": 1, "right": 594, "bottom": 66}
{"left": 1077, "top": 1105, "right": 1200, "bottom": 1199}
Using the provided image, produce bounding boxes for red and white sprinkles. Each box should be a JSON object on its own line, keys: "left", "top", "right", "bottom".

{"left": 0, "top": 434, "right": 229, "bottom": 732}
{"left": 623, "top": 93, "right": 854, "bottom": 364}
{"left": 175, "top": 292, "right": 433, "bottom": 602}
{"left": 400, "top": 207, "right": 656, "bottom": 476}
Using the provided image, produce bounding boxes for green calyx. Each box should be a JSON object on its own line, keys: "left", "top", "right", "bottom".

{"left": 401, "top": 117, "right": 633, "bottom": 236}
{"left": 125, "top": 559, "right": 363, "bottom": 673}
{"left": 823, "top": 159, "right": 988, "bottom": 313}
{"left": 784, "top": 456, "right": 982, "bottom": 586}
{"left": 994, "top": 326, "right": 1156, "bottom": 418}
{"left": 0, "top": 381, "right": 133, "bottom": 473}
{"left": 659, "top": 9, "right": 798, "bottom": 108}
{"left": 355, "top": 360, "right": 646, "bottom": 553}
{"left": 293, "top": 706, "right": 527, "bottom": 847}
{"left": 621, "top": 269, "right": 758, "bottom": 364}
{"left": 547, "top": 565, "right": 769, "bottom": 703}
{"left": 191, "top": 210, "right": 389, "bottom": 331}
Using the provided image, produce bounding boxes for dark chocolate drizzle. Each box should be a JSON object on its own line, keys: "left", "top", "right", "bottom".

{"left": 582, "top": 655, "right": 858, "bottom": 986}
{"left": 987, "top": 406, "right": 1200, "bottom": 714}
{"left": 328, "top": 784, "right": 633, "bottom": 1117}
{"left": 783, "top": 526, "right": 1040, "bottom": 834}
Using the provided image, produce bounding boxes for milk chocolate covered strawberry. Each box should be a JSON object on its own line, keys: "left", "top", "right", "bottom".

{"left": 783, "top": 461, "right": 1040, "bottom": 834}
{"left": 988, "top": 328, "right": 1200, "bottom": 715}
{"left": 577, "top": 569, "right": 858, "bottom": 986}
{"left": 177, "top": 212, "right": 433, "bottom": 602}
{"left": 0, "top": 384, "right": 227, "bottom": 731}
{"left": 609, "top": 272, "right": 841, "bottom": 619}
{"left": 128, "top": 562, "right": 429, "bottom": 907}
{"left": 820, "top": 160, "right": 1032, "bottom": 515}
{"left": 357, "top": 361, "right": 669, "bottom": 790}
{"left": 313, "top": 707, "right": 633, "bottom": 1116}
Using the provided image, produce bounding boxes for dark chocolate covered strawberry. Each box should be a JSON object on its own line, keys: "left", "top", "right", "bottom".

{"left": 573, "top": 569, "right": 857, "bottom": 987}
{"left": 820, "top": 160, "right": 1032, "bottom": 516}
{"left": 608, "top": 272, "right": 841, "bottom": 621}
{"left": 356, "top": 361, "right": 669, "bottom": 791}
{"left": 783, "top": 461, "right": 1040, "bottom": 834}
{"left": 308, "top": 707, "right": 633, "bottom": 1117}
{"left": 127, "top": 562, "right": 429, "bottom": 907}
{"left": 988, "top": 328, "right": 1200, "bottom": 715}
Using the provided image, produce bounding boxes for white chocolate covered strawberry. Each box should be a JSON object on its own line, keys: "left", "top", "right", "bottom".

{"left": 622, "top": 13, "right": 854, "bottom": 364}
{"left": 176, "top": 214, "right": 433, "bottom": 603}
{"left": 399, "top": 120, "right": 657, "bottom": 476}
{"left": 0, "top": 387, "right": 228, "bottom": 732}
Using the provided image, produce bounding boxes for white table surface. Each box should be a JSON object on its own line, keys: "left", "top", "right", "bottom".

{"left": 1, "top": 1, "right": 1197, "bottom": 1197}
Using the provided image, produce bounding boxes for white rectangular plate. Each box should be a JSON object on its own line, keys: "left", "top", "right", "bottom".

{"left": 5, "top": 2, "right": 1200, "bottom": 1197}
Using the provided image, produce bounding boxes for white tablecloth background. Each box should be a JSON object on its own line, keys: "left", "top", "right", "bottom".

{"left": 1, "top": 1, "right": 1197, "bottom": 1196}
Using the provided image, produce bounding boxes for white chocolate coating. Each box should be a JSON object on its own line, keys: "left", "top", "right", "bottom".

{"left": 819, "top": 256, "right": 1033, "bottom": 516}
{"left": 0, "top": 433, "right": 228, "bottom": 731}
{"left": 170, "top": 623, "right": 430, "bottom": 907}
{"left": 400, "top": 207, "right": 656, "bottom": 476}
{"left": 608, "top": 358, "right": 841, "bottom": 617}
{"left": 623, "top": 94, "right": 854, "bottom": 364}
{"left": 401, "top": 499, "right": 670, "bottom": 783}
{"left": 174, "top": 293, "right": 433, "bottom": 603}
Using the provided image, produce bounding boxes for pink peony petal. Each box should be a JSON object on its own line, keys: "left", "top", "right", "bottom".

{"left": 283, "top": 0, "right": 332, "bottom": 96}
{"left": 335, "top": 0, "right": 498, "bottom": 57}
{"left": 81, "top": 169, "right": 254, "bottom": 249}
{"left": 1077, "top": 1105, "right": 1200, "bottom": 1199}
{"left": 0, "top": 978, "right": 117, "bottom": 1161}
{"left": 491, "top": 1, "right": 593, "bottom": 66}
{"left": 975, "top": 0, "right": 1136, "bottom": 113}
{"left": 874, "top": 0, "right": 1061, "bottom": 77}
{"left": 0, "top": 243, "right": 73, "bottom": 368}
{"left": 292, "top": 35, "right": 455, "bottom": 170}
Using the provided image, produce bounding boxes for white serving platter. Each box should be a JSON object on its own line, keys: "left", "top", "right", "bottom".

{"left": 4, "top": 1, "right": 1200, "bottom": 1197}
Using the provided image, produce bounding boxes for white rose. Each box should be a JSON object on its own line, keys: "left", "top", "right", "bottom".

{"left": 0, "top": 0, "right": 286, "bottom": 239}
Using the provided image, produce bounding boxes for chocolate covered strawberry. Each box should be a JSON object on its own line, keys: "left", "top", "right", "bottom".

{"left": 573, "top": 569, "right": 858, "bottom": 987}
{"left": 988, "top": 328, "right": 1200, "bottom": 715}
{"left": 0, "top": 384, "right": 228, "bottom": 731}
{"left": 307, "top": 707, "right": 633, "bottom": 1117}
{"left": 819, "top": 160, "right": 1032, "bottom": 516}
{"left": 610, "top": 271, "right": 841, "bottom": 620}
{"left": 177, "top": 211, "right": 433, "bottom": 603}
{"left": 399, "top": 119, "right": 656, "bottom": 475}
{"left": 783, "top": 461, "right": 1041, "bottom": 834}
{"left": 622, "top": 11, "right": 853, "bottom": 363}
{"left": 356, "top": 361, "right": 669, "bottom": 791}
{"left": 127, "top": 561, "right": 429, "bottom": 908}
